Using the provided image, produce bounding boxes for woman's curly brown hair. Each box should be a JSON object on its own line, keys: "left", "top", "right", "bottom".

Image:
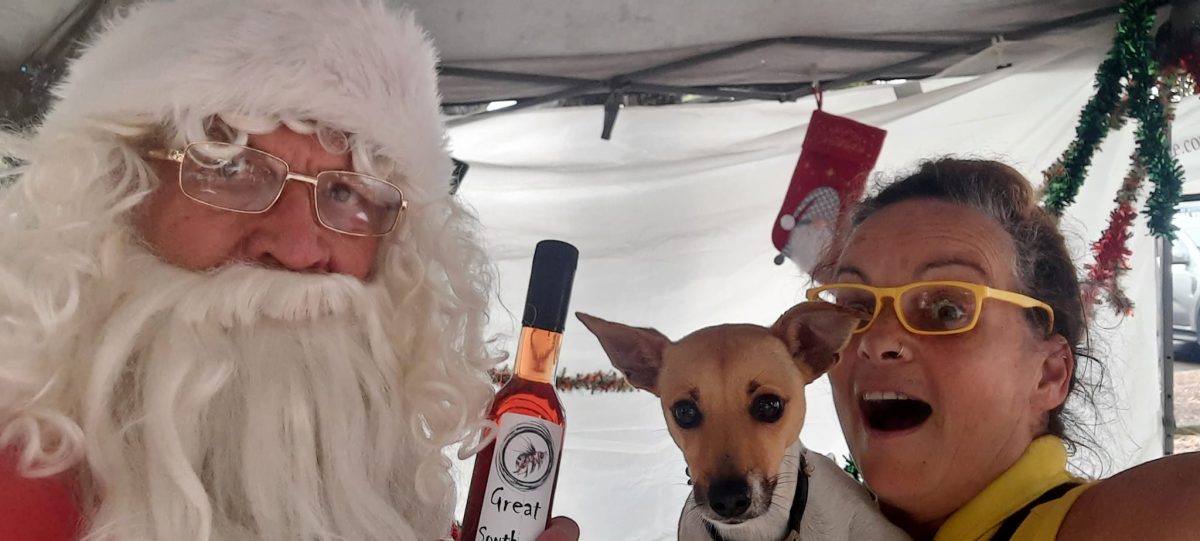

{"left": 815, "top": 158, "right": 1102, "bottom": 455}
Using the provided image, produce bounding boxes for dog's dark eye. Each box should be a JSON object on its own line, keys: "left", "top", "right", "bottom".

{"left": 671, "top": 400, "right": 702, "bottom": 429}
{"left": 750, "top": 394, "right": 784, "bottom": 423}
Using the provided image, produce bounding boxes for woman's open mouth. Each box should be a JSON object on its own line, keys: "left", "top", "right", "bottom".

{"left": 860, "top": 391, "right": 933, "bottom": 432}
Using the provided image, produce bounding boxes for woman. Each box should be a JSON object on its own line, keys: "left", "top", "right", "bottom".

{"left": 810, "top": 159, "right": 1199, "bottom": 540}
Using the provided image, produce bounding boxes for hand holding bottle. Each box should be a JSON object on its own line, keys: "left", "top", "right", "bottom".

{"left": 535, "top": 517, "right": 579, "bottom": 541}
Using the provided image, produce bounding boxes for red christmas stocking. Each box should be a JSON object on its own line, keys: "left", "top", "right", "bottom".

{"left": 771, "top": 110, "right": 886, "bottom": 271}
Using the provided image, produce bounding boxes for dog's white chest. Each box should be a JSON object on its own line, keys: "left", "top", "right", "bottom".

{"left": 677, "top": 444, "right": 910, "bottom": 541}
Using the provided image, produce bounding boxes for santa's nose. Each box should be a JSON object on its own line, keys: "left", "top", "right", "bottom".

{"left": 247, "top": 182, "right": 332, "bottom": 273}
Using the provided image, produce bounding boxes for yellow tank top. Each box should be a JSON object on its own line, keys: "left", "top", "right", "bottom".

{"left": 933, "top": 436, "right": 1093, "bottom": 541}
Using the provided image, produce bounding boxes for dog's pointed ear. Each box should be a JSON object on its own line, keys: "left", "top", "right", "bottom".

{"left": 575, "top": 312, "right": 670, "bottom": 396}
{"left": 770, "top": 302, "right": 864, "bottom": 383}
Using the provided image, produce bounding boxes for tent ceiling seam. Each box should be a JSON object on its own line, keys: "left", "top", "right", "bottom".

{"left": 442, "top": 4, "right": 1123, "bottom": 128}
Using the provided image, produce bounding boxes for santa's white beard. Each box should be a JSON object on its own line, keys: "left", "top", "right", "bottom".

{"left": 46, "top": 247, "right": 467, "bottom": 541}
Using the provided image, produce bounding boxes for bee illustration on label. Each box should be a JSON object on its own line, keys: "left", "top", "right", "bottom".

{"left": 496, "top": 421, "right": 557, "bottom": 491}
{"left": 514, "top": 442, "right": 547, "bottom": 478}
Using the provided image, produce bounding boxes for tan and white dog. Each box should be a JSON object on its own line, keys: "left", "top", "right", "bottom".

{"left": 577, "top": 303, "right": 908, "bottom": 541}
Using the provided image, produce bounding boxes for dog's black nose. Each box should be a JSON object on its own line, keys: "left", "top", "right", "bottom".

{"left": 707, "top": 478, "right": 751, "bottom": 518}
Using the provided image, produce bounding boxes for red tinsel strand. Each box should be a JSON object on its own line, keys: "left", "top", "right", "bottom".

{"left": 1082, "top": 202, "right": 1139, "bottom": 316}
{"left": 1088, "top": 204, "right": 1138, "bottom": 277}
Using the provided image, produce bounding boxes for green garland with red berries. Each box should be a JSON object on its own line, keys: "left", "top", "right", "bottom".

{"left": 488, "top": 366, "right": 636, "bottom": 393}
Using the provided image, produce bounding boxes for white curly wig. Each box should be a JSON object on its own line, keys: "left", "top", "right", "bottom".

{"left": 0, "top": 1, "right": 498, "bottom": 540}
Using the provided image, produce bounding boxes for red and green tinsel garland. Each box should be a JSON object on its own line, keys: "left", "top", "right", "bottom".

{"left": 1041, "top": 0, "right": 1187, "bottom": 315}
{"left": 489, "top": 366, "right": 636, "bottom": 393}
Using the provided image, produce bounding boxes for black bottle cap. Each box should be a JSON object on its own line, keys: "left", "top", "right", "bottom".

{"left": 522, "top": 240, "right": 579, "bottom": 333}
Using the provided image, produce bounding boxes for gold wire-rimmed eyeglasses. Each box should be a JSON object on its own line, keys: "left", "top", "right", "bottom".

{"left": 147, "top": 141, "right": 407, "bottom": 237}
{"left": 805, "top": 280, "right": 1055, "bottom": 336}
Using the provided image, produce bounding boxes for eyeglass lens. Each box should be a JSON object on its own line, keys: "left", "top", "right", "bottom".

{"left": 181, "top": 142, "right": 286, "bottom": 212}
{"left": 314, "top": 171, "right": 404, "bottom": 236}
{"left": 179, "top": 142, "right": 404, "bottom": 235}
{"left": 816, "top": 284, "right": 979, "bottom": 333}
{"left": 900, "top": 284, "right": 977, "bottom": 332}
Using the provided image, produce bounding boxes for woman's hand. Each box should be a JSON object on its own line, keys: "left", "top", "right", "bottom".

{"left": 535, "top": 516, "right": 580, "bottom": 541}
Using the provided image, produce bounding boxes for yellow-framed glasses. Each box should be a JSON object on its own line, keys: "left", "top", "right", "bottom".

{"left": 147, "top": 142, "right": 406, "bottom": 237}
{"left": 805, "top": 281, "right": 1055, "bottom": 336}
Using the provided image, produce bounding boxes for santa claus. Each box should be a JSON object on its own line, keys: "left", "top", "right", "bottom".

{"left": 0, "top": 1, "right": 576, "bottom": 540}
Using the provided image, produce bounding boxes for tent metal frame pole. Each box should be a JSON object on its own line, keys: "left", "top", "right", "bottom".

{"left": 444, "top": 82, "right": 607, "bottom": 125}
{"left": 1162, "top": 238, "right": 1176, "bottom": 455}
{"left": 612, "top": 36, "right": 942, "bottom": 82}
{"left": 21, "top": 0, "right": 107, "bottom": 67}
{"left": 443, "top": 36, "right": 946, "bottom": 124}
{"left": 439, "top": 66, "right": 593, "bottom": 87}
{"left": 441, "top": 35, "right": 945, "bottom": 85}
{"left": 783, "top": 5, "right": 1120, "bottom": 100}
{"left": 626, "top": 82, "right": 785, "bottom": 101}
{"left": 444, "top": 4, "right": 1121, "bottom": 126}
{"left": 439, "top": 67, "right": 793, "bottom": 102}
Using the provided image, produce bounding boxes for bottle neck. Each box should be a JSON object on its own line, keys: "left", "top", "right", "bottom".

{"left": 514, "top": 326, "right": 562, "bottom": 384}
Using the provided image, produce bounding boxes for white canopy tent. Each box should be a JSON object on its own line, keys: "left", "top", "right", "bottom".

{"left": 1, "top": 1, "right": 1119, "bottom": 87}
{"left": 447, "top": 19, "right": 1165, "bottom": 540}
{"left": 4, "top": 1, "right": 1122, "bottom": 122}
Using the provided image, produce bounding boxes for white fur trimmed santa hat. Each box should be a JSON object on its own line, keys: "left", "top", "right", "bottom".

{"left": 40, "top": 0, "right": 452, "bottom": 197}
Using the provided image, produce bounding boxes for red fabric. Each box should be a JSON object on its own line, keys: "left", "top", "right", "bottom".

{"left": 0, "top": 449, "right": 82, "bottom": 541}
{"left": 1, "top": 447, "right": 462, "bottom": 541}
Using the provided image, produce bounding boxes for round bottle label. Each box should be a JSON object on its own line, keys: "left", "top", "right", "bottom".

{"left": 474, "top": 412, "right": 564, "bottom": 541}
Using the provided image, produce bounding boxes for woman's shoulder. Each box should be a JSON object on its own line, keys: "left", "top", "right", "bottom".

{"left": 1057, "top": 451, "right": 1200, "bottom": 541}
{"left": 0, "top": 448, "right": 82, "bottom": 541}
{"left": 1008, "top": 481, "right": 1091, "bottom": 540}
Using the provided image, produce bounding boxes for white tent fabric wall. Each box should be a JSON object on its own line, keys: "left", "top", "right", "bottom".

{"left": 448, "top": 20, "right": 1163, "bottom": 540}
{"left": 1170, "top": 98, "right": 1200, "bottom": 196}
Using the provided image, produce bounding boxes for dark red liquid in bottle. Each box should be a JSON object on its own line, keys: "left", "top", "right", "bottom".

{"left": 461, "top": 241, "right": 576, "bottom": 541}
{"left": 461, "top": 329, "right": 566, "bottom": 540}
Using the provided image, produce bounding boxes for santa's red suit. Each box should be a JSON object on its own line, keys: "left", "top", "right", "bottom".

{"left": 0, "top": 455, "right": 471, "bottom": 541}
{"left": 0, "top": 451, "right": 81, "bottom": 541}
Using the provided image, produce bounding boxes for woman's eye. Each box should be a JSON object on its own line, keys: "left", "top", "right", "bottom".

{"left": 671, "top": 400, "right": 703, "bottom": 429}
{"left": 929, "top": 299, "right": 967, "bottom": 323}
{"left": 750, "top": 394, "right": 784, "bottom": 423}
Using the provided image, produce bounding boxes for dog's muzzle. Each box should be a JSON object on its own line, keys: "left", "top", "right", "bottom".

{"left": 708, "top": 477, "right": 753, "bottom": 519}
